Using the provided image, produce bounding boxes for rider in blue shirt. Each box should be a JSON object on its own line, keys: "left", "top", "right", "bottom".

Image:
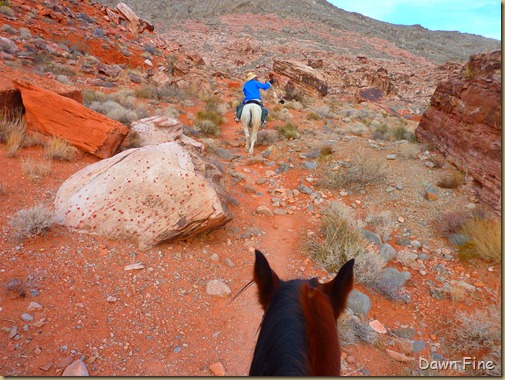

{"left": 235, "top": 72, "right": 275, "bottom": 122}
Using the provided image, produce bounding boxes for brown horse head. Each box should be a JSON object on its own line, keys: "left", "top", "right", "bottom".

{"left": 250, "top": 249, "right": 354, "bottom": 376}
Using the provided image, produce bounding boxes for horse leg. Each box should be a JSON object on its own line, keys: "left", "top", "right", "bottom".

{"left": 249, "top": 120, "right": 259, "bottom": 155}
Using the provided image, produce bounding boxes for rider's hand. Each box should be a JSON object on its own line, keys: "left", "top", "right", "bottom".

{"left": 268, "top": 78, "right": 276, "bottom": 85}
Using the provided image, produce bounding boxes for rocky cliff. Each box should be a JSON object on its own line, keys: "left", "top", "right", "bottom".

{"left": 416, "top": 50, "right": 501, "bottom": 212}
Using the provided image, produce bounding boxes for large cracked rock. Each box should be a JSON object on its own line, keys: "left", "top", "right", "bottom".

{"left": 415, "top": 50, "right": 501, "bottom": 212}
{"left": 54, "top": 142, "right": 232, "bottom": 249}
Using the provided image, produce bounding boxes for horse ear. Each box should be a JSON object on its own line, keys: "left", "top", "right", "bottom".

{"left": 254, "top": 249, "right": 280, "bottom": 311}
{"left": 321, "top": 259, "right": 354, "bottom": 319}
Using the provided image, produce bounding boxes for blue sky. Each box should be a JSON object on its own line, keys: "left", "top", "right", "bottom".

{"left": 327, "top": 0, "right": 501, "bottom": 40}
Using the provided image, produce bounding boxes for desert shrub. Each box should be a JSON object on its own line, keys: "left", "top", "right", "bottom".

{"left": 21, "top": 157, "right": 52, "bottom": 181}
{"left": 5, "top": 120, "right": 25, "bottom": 157}
{"left": 195, "top": 119, "right": 220, "bottom": 137}
{"left": 396, "top": 143, "right": 421, "bottom": 159}
{"left": 307, "top": 112, "right": 321, "bottom": 120}
{"left": 256, "top": 129, "right": 280, "bottom": 146}
{"left": 365, "top": 208, "right": 394, "bottom": 236}
{"left": 122, "top": 130, "right": 142, "bottom": 149}
{"left": 88, "top": 100, "right": 138, "bottom": 126}
{"left": 338, "top": 312, "right": 378, "bottom": 345}
{"left": 349, "top": 122, "right": 368, "bottom": 136}
{"left": 391, "top": 125, "right": 416, "bottom": 142}
{"left": 321, "top": 156, "right": 388, "bottom": 190}
{"left": 9, "top": 205, "right": 54, "bottom": 241}
{"left": 371, "top": 123, "right": 390, "bottom": 140}
{"left": 319, "top": 144, "right": 333, "bottom": 156}
{"left": 448, "top": 307, "right": 501, "bottom": 375}
{"left": 44, "top": 136, "right": 78, "bottom": 161}
{"left": 277, "top": 122, "right": 298, "bottom": 139}
{"left": 3, "top": 276, "right": 35, "bottom": 299}
{"left": 82, "top": 89, "right": 107, "bottom": 105}
{"left": 306, "top": 201, "right": 385, "bottom": 286}
{"left": 459, "top": 217, "right": 501, "bottom": 263}
{"left": 438, "top": 210, "right": 470, "bottom": 237}
{"left": 0, "top": 112, "right": 24, "bottom": 143}
{"left": 56, "top": 75, "right": 72, "bottom": 85}
{"left": 0, "top": 4, "right": 14, "bottom": 17}
{"left": 312, "top": 105, "right": 336, "bottom": 119}
{"left": 19, "top": 27, "right": 31, "bottom": 39}
{"left": 437, "top": 171, "right": 465, "bottom": 189}
{"left": 1, "top": 24, "right": 16, "bottom": 34}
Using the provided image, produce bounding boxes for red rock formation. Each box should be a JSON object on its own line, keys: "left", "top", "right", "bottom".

{"left": 0, "top": 62, "right": 81, "bottom": 115}
{"left": 416, "top": 50, "right": 501, "bottom": 212}
{"left": 14, "top": 81, "right": 129, "bottom": 159}
{"left": 273, "top": 60, "right": 328, "bottom": 97}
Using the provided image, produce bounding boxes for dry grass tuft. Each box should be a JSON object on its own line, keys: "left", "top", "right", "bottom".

{"left": 364, "top": 208, "right": 394, "bottom": 236}
{"left": 338, "top": 312, "right": 378, "bottom": 345}
{"left": 2, "top": 116, "right": 26, "bottom": 157}
{"left": 306, "top": 201, "right": 385, "bottom": 286}
{"left": 22, "top": 157, "right": 52, "bottom": 181}
{"left": 459, "top": 217, "right": 501, "bottom": 263}
{"left": 9, "top": 205, "right": 54, "bottom": 241}
{"left": 438, "top": 210, "right": 470, "bottom": 237}
{"left": 436, "top": 171, "right": 465, "bottom": 189}
{"left": 44, "top": 136, "right": 78, "bottom": 161}
{"left": 122, "top": 130, "right": 143, "bottom": 149}
{"left": 277, "top": 122, "right": 299, "bottom": 139}
{"left": 447, "top": 306, "right": 501, "bottom": 376}
{"left": 321, "top": 156, "right": 388, "bottom": 190}
{"left": 3, "top": 277, "right": 34, "bottom": 299}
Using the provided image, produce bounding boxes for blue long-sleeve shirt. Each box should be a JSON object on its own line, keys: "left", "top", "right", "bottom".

{"left": 243, "top": 79, "right": 271, "bottom": 102}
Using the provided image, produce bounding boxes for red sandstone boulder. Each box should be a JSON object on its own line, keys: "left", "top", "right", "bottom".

{"left": 415, "top": 50, "right": 501, "bottom": 212}
{"left": 15, "top": 81, "right": 129, "bottom": 159}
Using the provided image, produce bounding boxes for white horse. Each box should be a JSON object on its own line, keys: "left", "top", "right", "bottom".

{"left": 240, "top": 103, "right": 264, "bottom": 155}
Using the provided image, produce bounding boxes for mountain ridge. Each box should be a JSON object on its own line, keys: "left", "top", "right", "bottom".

{"left": 94, "top": 0, "right": 500, "bottom": 64}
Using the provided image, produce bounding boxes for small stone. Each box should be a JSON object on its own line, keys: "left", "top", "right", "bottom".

{"left": 125, "top": 263, "right": 145, "bottom": 271}
{"left": 106, "top": 296, "right": 117, "bottom": 302}
{"left": 62, "top": 359, "right": 89, "bottom": 376}
{"left": 398, "top": 217, "right": 405, "bottom": 223}
{"left": 412, "top": 340, "right": 426, "bottom": 353}
{"left": 392, "top": 327, "right": 416, "bottom": 340}
{"left": 210, "top": 253, "right": 220, "bottom": 262}
{"left": 256, "top": 205, "right": 274, "bottom": 217}
{"left": 32, "top": 319, "right": 46, "bottom": 328}
{"left": 369, "top": 319, "right": 387, "bottom": 334}
{"left": 339, "top": 191, "right": 348, "bottom": 197}
{"left": 34, "top": 347, "right": 42, "bottom": 355}
{"left": 206, "top": 280, "right": 231, "bottom": 297}
{"left": 386, "top": 349, "right": 415, "bottom": 362}
{"left": 244, "top": 184, "right": 257, "bottom": 193}
{"left": 20, "top": 313, "right": 33, "bottom": 322}
{"left": 210, "top": 361, "right": 226, "bottom": 376}
{"left": 9, "top": 325, "right": 17, "bottom": 339}
{"left": 431, "top": 352, "right": 444, "bottom": 361}
{"left": 474, "top": 280, "right": 485, "bottom": 288}
{"left": 346, "top": 289, "right": 372, "bottom": 317}
{"left": 173, "top": 347, "right": 182, "bottom": 353}
{"left": 379, "top": 243, "right": 396, "bottom": 262}
{"left": 303, "top": 161, "right": 317, "bottom": 170}
{"left": 224, "top": 258, "right": 235, "bottom": 267}
{"left": 57, "top": 356, "right": 75, "bottom": 368}
{"left": 273, "top": 208, "right": 288, "bottom": 215}
{"left": 385, "top": 154, "right": 397, "bottom": 160}
{"left": 27, "top": 302, "right": 43, "bottom": 312}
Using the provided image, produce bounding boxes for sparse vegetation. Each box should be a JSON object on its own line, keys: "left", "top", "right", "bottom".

{"left": 306, "top": 201, "right": 385, "bottom": 287}
{"left": 321, "top": 155, "right": 388, "bottom": 190}
{"left": 122, "top": 130, "right": 142, "bottom": 149}
{"left": 195, "top": 96, "right": 226, "bottom": 137}
{"left": 437, "top": 171, "right": 465, "bottom": 189}
{"left": 396, "top": 142, "right": 421, "bottom": 159}
{"left": 44, "top": 136, "right": 78, "bottom": 161}
{"left": 21, "top": 157, "right": 52, "bottom": 181}
{"left": 338, "top": 312, "right": 378, "bottom": 345}
{"left": 277, "top": 122, "right": 299, "bottom": 139}
{"left": 438, "top": 210, "right": 469, "bottom": 237}
{"left": 365, "top": 208, "right": 394, "bottom": 237}
{"left": 5, "top": 119, "right": 26, "bottom": 157}
{"left": 447, "top": 307, "right": 501, "bottom": 376}
{"left": 459, "top": 216, "right": 501, "bottom": 263}
{"left": 9, "top": 205, "right": 54, "bottom": 241}
{"left": 3, "top": 277, "right": 34, "bottom": 299}
{"left": 0, "top": 3, "right": 14, "bottom": 18}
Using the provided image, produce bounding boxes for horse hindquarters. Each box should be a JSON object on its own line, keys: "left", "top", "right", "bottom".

{"left": 241, "top": 103, "right": 262, "bottom": 155}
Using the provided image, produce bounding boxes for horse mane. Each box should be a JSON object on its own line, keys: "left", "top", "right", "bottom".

{"left": 249, "top": 280, "right": 309, "bottom": 376}
{"left": 249, "top": 250, "right": 354, "bottom": 376}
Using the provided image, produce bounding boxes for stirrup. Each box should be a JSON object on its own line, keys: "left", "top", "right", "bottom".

{"left": 234, "top": 117, "right": 239, "bottom": 122}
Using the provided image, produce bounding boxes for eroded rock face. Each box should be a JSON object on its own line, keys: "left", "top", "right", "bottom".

{"left": 416, "top": 50, "right": 501, "bottom": 211}
{"left": 54, "top": 142, "right": 232, "bottom": 249}
{"left": 15, "top": 81, "right": 129, "bottom": 159}
{"left": 273, "top": 59, "right": 328, "bottom": 97}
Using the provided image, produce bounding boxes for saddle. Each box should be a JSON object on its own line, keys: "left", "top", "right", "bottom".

{"left": 235, "top": 101, "right": 269, "bottom": 124}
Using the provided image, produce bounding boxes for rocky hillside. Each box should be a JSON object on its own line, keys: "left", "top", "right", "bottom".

{"left": 95, "top": 0, "right": 500, "bottom": 64}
